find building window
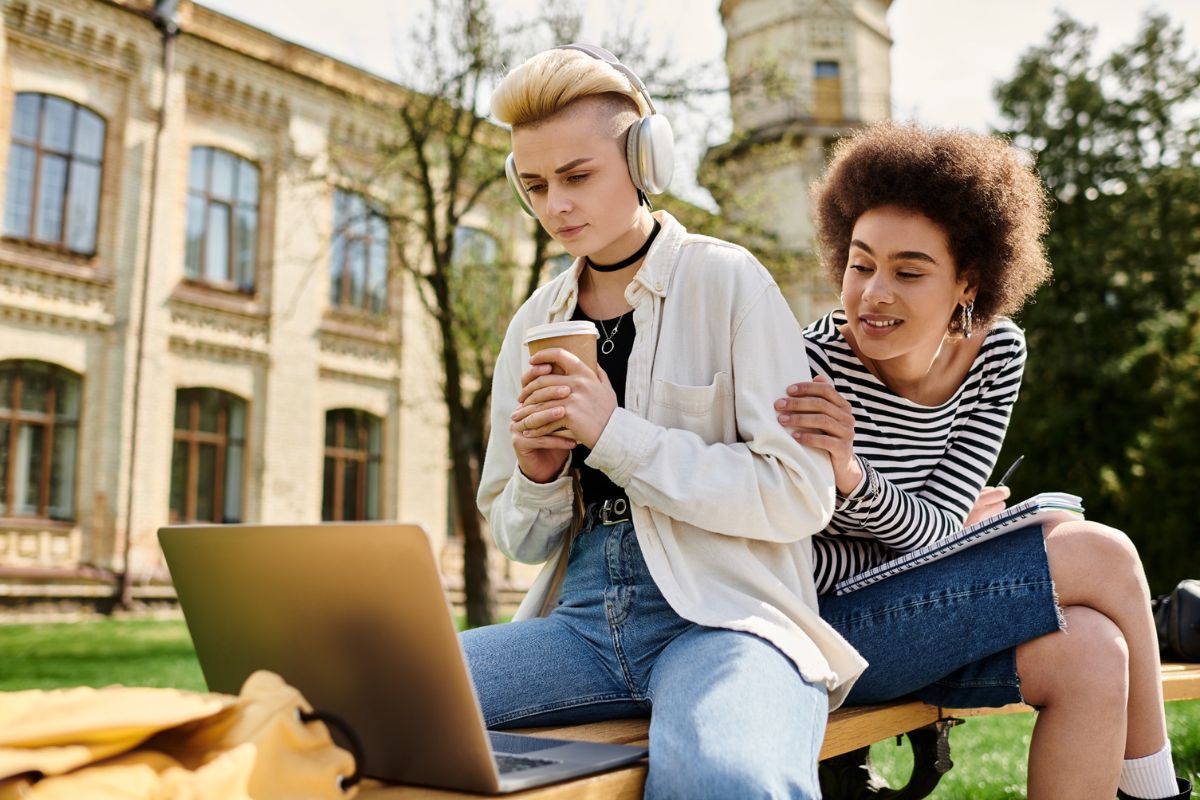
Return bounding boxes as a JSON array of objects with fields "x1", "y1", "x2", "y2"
[
  {"x1": 322, "y1": 408, "x2": 382, "y2": 521},
  {"x1": 3, "y1": 93, "x2": 105, "y2": 255},
  {"x1": 185, "y1": 147, "x2": 259, "y2": 291},
  {"x1": 331, "y1": 189, "x2": 388, "y2": 314},
  {"x1": 453, "y1": 225, "x2": 503, "y2": 334},
  {"x1": 813, "y1": 60, "x2": 843, "y2": 123},
  {"x1": 169, "y1": 388, "x2": 246, "y2": 523},
  {"x1": 0, "y1": 361, "x2": 80, "y2": 521},
  {"x1": 454, "y1": 224, "x2": 499, "y2": 267}
]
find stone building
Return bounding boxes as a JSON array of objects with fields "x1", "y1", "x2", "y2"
[
  {"x1": 704, "y1": 0, "x2": 893, "y2": 323},
  {"x1": 0, "y1": 0, "x2": 478, "y2": 604}
]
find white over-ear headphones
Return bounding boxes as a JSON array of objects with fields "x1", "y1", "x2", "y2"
[{"x1": 504, "y1": 43, "x2": 674, "y2": 217}]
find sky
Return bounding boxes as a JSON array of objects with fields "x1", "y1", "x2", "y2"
[{"x1": 197, "y1": 0, "x2": 1200, "y2": 207}]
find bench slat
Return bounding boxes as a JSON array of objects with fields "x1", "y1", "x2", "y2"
[{"x1": 1163, "y1": 662, "x2": 1200, "y2": 701}]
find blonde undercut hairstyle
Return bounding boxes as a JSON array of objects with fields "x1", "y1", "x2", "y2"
[{"x1": 491, "y1": 47, "x2": 647, "y2": 135}]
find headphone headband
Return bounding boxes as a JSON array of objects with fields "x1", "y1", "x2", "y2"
[{"x1": 556, "y1": 43, "x2": 658, "y2": 115}]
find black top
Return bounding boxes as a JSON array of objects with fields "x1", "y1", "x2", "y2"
[{"x1": 570, "y1": 302, "x2": 635, "y2": 505}]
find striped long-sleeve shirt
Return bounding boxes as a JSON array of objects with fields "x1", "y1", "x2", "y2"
[{"x1": 804, "y1": 310, "x2": 1026, "y2": 594}]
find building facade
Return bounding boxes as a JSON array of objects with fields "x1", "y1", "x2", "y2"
[{"x1": 0, "y1": 0, "x2": 461, "y2": 593}]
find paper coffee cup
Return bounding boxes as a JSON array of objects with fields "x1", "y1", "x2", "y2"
[{"x1": 523, "y1": 321, "x2": 600, "y2": 375}]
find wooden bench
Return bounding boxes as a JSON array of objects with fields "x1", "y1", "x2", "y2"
[{"x1": 358, "y1": 662, "x2": 1200, "y2": 799}]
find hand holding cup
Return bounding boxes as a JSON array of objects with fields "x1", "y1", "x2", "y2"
[{"x1": 510, "y1": 321, "x2": 605, "y2": 483}]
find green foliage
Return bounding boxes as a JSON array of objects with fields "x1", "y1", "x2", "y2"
[
  {"x1": 993, "y1": 12, "x2": 1200, "y2": 592},
  {"x1": 869, "y1": 702, "x2": 1200, "y2": 797}
]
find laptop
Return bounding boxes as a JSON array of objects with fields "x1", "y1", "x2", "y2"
[{"x1": 158, "y1": 522, "x2": 647, "y2": 793}]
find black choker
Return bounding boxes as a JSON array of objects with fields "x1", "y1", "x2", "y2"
[{"x1": 587, "y1": 220, "x2": 661, "y2": 272}]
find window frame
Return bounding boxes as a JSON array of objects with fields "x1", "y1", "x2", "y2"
[
  {"x1": 0, "y1": 360, "x2": 81, "y2": 522},
  {"x1": 812, "y1": 60, "x2": 844, "y2": 123},
  {"x1": 3, "y1": 92, "x2": 106, "y2": 256},
  {"x1": 168, "y1": 388, "x2": 247, "y2": 524},
  {"x1": 321, "y1": 408, "x2": 383, "y2": 522},
  {"x1": 330, "y1": 188, "x2": 390, "y2": 315},
  {"x1": 452, "y1": 224, "x2": 504, "y2": 333},
  {"x1": 184, "y1": 146, "x2": 261, "y2": 293}
]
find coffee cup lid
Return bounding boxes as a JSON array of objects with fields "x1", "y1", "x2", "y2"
[{"x1": 523, "y1": 321, "x2": 600, "y2": 345}]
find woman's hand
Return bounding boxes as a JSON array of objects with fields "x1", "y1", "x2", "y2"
[
  {"x1": 776, "y1": 375, "x2": 863, "y2": 494},
  {"x1": 964, "y1": 485, "x2": 1011, "y2": 527},
  {"x1": 510, "y1": 362, "x2": 576, "y2": 484},
  {"x1": 513, "y1": 348, "x2": 617, "y2": 450}
]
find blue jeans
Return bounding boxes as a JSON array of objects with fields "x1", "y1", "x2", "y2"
[
  {"x1": 461, "y1": 519, "x2": 829, "y2": 800},
  {"x1": 819, "y1": 524, "x2": 1063, "y2": 708}
]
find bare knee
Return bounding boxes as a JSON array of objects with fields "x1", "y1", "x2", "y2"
[
  {"x1": 1044, "y1": 521, "x2": 1149, "y2": 606},
  {"x1": 1017, "y1": 606, "x2": 1129, "y2": 708}
]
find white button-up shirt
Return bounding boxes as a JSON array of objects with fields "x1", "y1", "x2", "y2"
[{"x1": 477, "y1": 211, "x2": 866, "y2": 706}]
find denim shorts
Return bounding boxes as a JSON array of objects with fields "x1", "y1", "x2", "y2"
[{"x1": 818, "y1": 524, "x2": 1062, "y2": 708}]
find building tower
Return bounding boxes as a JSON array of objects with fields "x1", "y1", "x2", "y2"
[{"x1": 703, "y1": 0, "x2": 893, "y2": 323}]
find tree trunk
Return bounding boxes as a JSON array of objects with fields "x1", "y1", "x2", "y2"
[{"x1": 451, "y1": 427, "x2": 494, "y2": 628}]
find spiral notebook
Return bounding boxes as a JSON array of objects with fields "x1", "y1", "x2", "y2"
[{"x1": 833, "y1": 492, "x2": 1084, "y2": 596}]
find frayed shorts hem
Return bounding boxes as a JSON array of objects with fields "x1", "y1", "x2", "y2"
[{"x1": 819, "y1": 525, "x2": 1062, "y2": 709}]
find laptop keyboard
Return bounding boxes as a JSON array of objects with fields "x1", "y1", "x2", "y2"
[{"x1": 494, "y1": 753, "x2": 560, "y2": 774}]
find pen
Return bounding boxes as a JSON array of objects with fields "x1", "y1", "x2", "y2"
[{"x1": 996, "y1": 454, "x2": 1024, "y2": 488}]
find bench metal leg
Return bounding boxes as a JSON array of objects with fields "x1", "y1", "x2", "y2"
[{"x1": 819, "y1": 719, "x2": 961, "y2": 800}]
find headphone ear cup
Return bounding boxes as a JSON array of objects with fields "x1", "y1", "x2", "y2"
[
  {"x1": 625, "y1": 115, "x2": 675, "y2": 195},
  {"x1": 505, "y1": 153, "x2": 535, "y2": 217}
]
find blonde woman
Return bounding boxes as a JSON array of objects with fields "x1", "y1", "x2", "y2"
[{"x1": 465, "y1": 45, "x2": 864, "y2": 799}]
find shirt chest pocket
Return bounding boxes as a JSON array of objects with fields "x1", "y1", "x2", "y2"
[{"x1": 650, "y1": 372, "x2": 736, "y2": 444}]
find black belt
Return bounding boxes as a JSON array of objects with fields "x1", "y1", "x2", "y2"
[{"x1": 583, "y1": 496, "x2": 631, "y2": 527}]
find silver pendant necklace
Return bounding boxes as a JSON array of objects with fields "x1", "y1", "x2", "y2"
[{"x1": 597, "y1": 311, "x2": 628, "y2": 355}]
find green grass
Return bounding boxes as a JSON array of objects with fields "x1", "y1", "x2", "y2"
[
  {"x1": 868, "y1": 702, "x2": 1200, "y2": 797},
  {"x1": 1, "y1": 620, "x2": 1196, "y2": 797},
  {"x1": 0, "y1": 618, "x2": 206, "y2": 692}
]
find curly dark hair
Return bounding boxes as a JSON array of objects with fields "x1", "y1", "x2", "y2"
[{"x1": 813, "y1": 123, "x2": 1051, "y2": 332}]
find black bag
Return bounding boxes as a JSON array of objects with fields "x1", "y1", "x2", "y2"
[{"x1": 1153, "y1": 579, "x2": 1200, "y2": 662}]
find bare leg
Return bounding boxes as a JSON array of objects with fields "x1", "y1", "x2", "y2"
[
  {"x1": 1042, "y1": 518, "x2": 1168, "y2": 757},
  {"x1": 1017, "y1": 605, "x2": 1128, "y2": 799}
]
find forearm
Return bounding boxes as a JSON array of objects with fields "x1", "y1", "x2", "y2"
[
  {"x1": 587, "y1": 408, "x2": 834, "y2": 541},
  {"x1": 476, "y1": 310, "x2": 575, "y2": 564},
  {"x1": 831, "y1": 456, "x2": 965, "y2": 550},
  {"x1": 586, "y1": 276, "x2": 838, "y2": 542},
  {"x1": 483, "y1": 466, "x2": 574, "y2": 563}
]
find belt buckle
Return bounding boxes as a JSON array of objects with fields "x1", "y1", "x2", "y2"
[{"x1": 599, "y1": 497, "x2": 629, "y2": 525}]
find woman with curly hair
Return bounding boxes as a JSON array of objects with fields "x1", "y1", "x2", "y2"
[{"x1": 775, "y1": 123, "x2": 1189, "y2": 799}]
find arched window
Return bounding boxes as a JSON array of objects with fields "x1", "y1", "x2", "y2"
[
  {"x1": 185, "y1": 147, "x2": 259, "y2": 291},
  {"x1": 169, "y1": 388, "x2": 246, "y2": 523},
  {"x1": 454, "y1": 224, "x2": 499, "y2": 267},
  {"x1": 0, "y1": 361, "x2": 81, "y2": 520},
  {"x1": 322, "y1": 408, "x2": 382, "y2": 521},
  {"x1": 331, "y1": 189, "x2": 388, "y2": 314},
  {"x1": 3, "y1": 93, "x2": 105, "y2": 254},
  {"x1": 453, "y1": 225, "x2": 503, "y2": 334}
]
